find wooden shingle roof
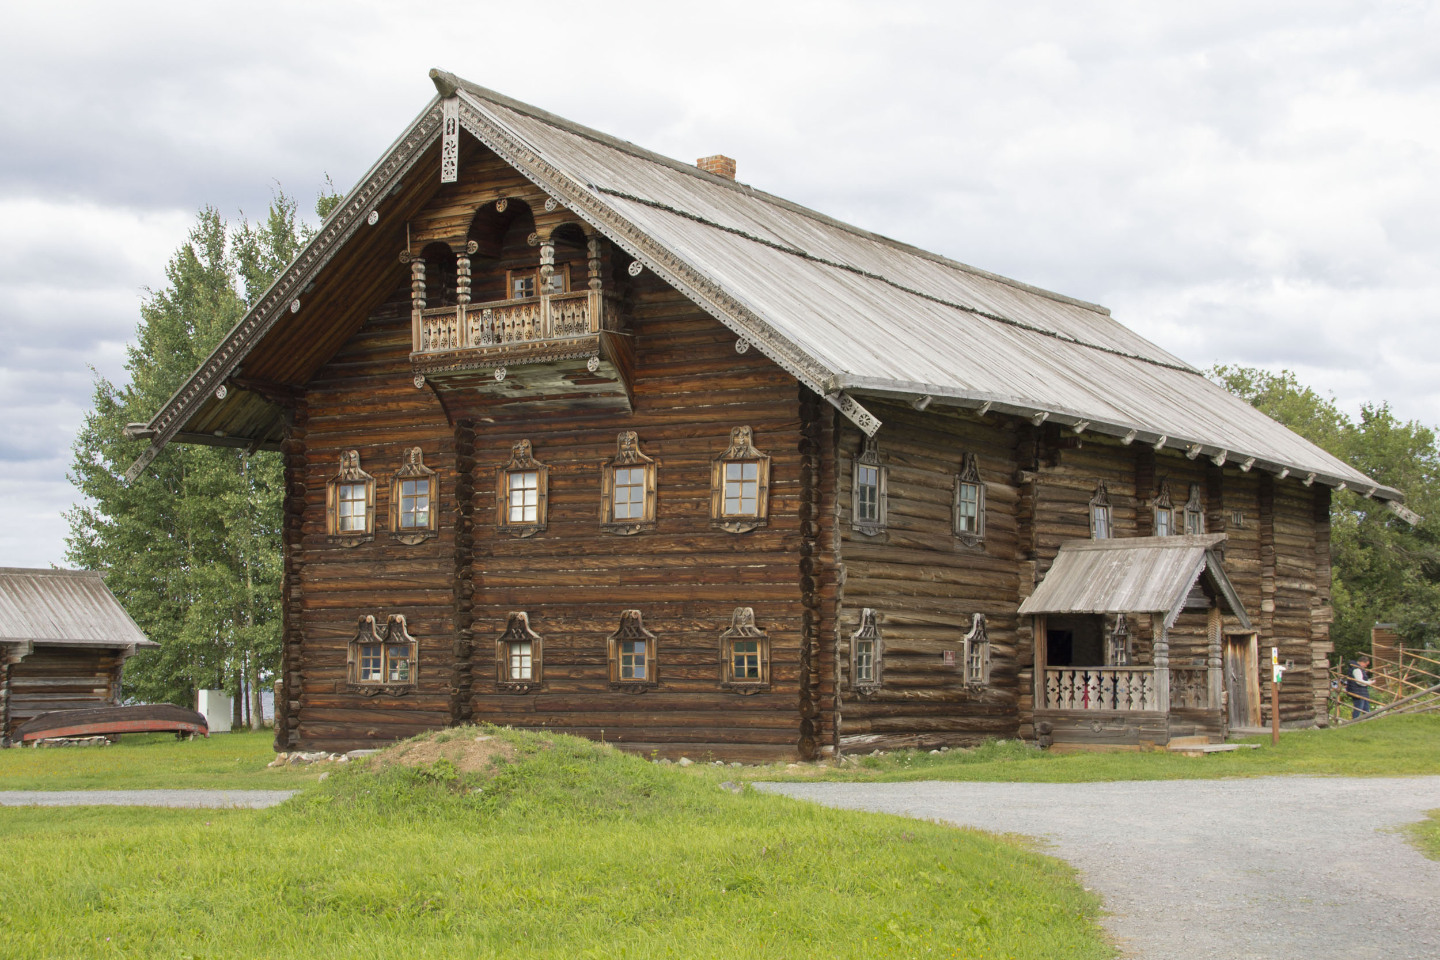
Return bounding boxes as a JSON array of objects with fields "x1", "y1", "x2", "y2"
[
  {"x1": 125, "y1": 69, "x2": 1403, "y2": 507},
  {"x1": 0, "y1": 568, "x2": 155, "y2": 649}
]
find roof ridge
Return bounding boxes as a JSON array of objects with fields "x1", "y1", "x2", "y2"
[
  {"x1": 0, "y1": 567, "x2": 105, "y2": 578},
  {"x1": 432, "y1": 69, "x2": 1114, "y2": 319}
]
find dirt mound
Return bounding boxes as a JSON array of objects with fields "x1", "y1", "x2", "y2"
[{"x1": 370, "y1": 731, "x2": 518, "y2": 775}]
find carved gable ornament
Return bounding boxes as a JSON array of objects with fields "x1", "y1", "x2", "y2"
[{"x1": 710, "y1": 426, "x2": 772, "y2": 534}]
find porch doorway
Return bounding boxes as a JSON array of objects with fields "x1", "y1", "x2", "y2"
[{"x1": 1224, "y1": 632, "x2": 1261, "y2": 728}]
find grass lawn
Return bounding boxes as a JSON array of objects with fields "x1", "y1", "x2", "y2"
[
  {"x1": 0, "y1": 729, "x2": 321, "y2": 790},
  {"x1": 740, "y1": 714, "x2": 1440, "y2": 785},
  {"x1": 1407, "y1": 810, "x2": 1440, "y2": 861},
  {"x1": 0, "y1": 727, "x2": 1113, "y2": 960}
]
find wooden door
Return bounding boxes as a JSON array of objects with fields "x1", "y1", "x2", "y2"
[{"x1": 1224, "y1": 633, "x2": 1261, "y2": 728}]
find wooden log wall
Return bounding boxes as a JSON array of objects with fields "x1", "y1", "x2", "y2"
[
  {"x1": 834, "y1": 402, "x2": 1023, "y2": 752},
  {"x1": 450, "y1": 274, "x2": 809, "y2": 762},
  {"x1": 294, "y1": 291, "x2": 457, "y2": 751},
  {"x1": 4, "y1": 646, "x2": 123, "y2": 737}
]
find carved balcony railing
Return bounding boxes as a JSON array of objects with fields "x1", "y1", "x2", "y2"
[
  {"x1": 1043, "y1": 666, "x2": 1160, "y2": 712},
  {"x1": 413, "y1": 290, "x2": 602, "y2": 359}
]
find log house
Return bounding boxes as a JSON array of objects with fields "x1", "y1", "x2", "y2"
[
  {"x1": 125, "y1": 70, "x2": 1408, "y2": 757},
  {"x1": 0, "y1": 568, "x2": 157, "y2": 744}
]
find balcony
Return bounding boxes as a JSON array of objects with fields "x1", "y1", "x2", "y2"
[{"x1": 410, "y1": 290, "x2": 633, "y2": 410}]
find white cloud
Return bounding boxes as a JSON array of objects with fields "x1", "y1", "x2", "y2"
[{"x1": 2, "y1": 0, "x2": 1440, "y2": 567}]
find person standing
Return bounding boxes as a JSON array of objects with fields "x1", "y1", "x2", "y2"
[{"x1": 1345, "y1": 655, "x2": 1375, "y2": 719}]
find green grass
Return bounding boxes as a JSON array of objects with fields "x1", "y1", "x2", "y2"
[
  {"x1": 743, "y1": 714, "x2": 1440, "y2": 785},
  {"x1": 1406, "y1": 810, "x2": 1440, "y2": 861},
  {"x1": 0, "y1": 729, "x2": 321, "y2": 790},
  {"x1": 0, "y1": 726, "x2": 1113, "y2": 960}
]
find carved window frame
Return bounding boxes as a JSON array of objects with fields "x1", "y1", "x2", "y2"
[
  {"x1": 601, "y1": 431, "x2": 657, "y2": 535},
  {"x1": 1184, "y1": 483, "x2": 1206, "y2": 535},
  {"x1": 495, "y1": 611, "x2": 544, "y2": 693},
  {"x1": 953, "y1": 452, "x2": 986, "y2": 546},
  {"x1": 389, "y1": 447, "x2": 438, "y2": 545},
  {"x1": 346, "y1": 614, "x2": 419, "y2": 697},
  {"x1": 1089, "y1": 481, "x2": 1113, "y2": 540},
  {"x1": 851, "y1": 437, "x2": 888, "y2": 537},
  {"x1": 710, "y1": 426, "x2": 771, "y2": 534},
  {"x1": 851, "y1": 607, "x2": 883, "y2": 694},
  {"x1": 963, "y1": 613, "x2": 991, "y2": 686},
  {"x1": 719, "y1": 607, "x2": 771, "y2": 693},
  {"x1": 496, "y1": 440, "x2": 549, "y2": 538},
  {"x1": 607, "y1": 610, "x2": 658, "y2": 691},
  {"x1": 1107, "y1": 613, "x2": 1132, "y2": 667},
  {"x1": 1152, "y1": 481, "x2": 1175, "y2": 538},
  {"x1": 326, "y1": 450, "x2": 376, "y2": 546}
]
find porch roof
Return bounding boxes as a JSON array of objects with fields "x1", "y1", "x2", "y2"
[{"x1": 1018, "y1": 535, "x2": 1250, "y2": 630}]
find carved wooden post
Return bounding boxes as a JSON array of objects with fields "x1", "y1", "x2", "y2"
[
  {"x1": 1151, "y1": 613, "x2": 1171, "y2": 714},
  {"x1": 538, "y1": 237, "x2": 555, "y2": 337},
  {"x1": 455, "y1": 243, "x2": 473, "y2": 349},
  {"x1": 587, "y1": 236, "x2": 603, "y2": 334},
  {"x1": 1208, "y1": 604, "x2": 1225, "y2": 719},
  {"x1": 410, "y1": 257, "x2": 427, "y2": 351}
]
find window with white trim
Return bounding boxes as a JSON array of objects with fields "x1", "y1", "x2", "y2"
[
  {"x1": 601, "y1": 432, "x2": 657, "y2": 535},
  {"x1": 496, "y1": 440, "x2": 549, "y2": 538}
]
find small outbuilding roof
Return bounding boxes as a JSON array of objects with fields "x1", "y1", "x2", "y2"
[
  {"x1": 1018, "y1": 535, "x2": 1249, "y2": 630},
  {"x1": 0, "y1": 568, "x2": 156, "y2": 649}
]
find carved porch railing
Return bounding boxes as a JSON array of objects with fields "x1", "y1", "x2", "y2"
[
  {"x1": 414, "y1": 290, "x2": 600, "y2": 356},
  {"x1": 1168, "y1": 667, "x2": 1214, "y2": 710},
  {"x1": 1043, "y1": 667, "x2": 1161, "y2": 712}
]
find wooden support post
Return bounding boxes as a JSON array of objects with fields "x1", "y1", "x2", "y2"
[
  {"x1": 1152, "y1": 613, "x2": 1171, "y2": 715},
  {"x1": 1208, "y1": 605, "x2": 1224, "y2": 722}
]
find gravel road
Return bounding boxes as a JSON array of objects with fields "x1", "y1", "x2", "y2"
[
  {"x1": 0, "y1": 789, "x2": 297, "y2": 808},
  {"x1": 759, "y1": 776, "x2": 1440, "y2": 960}
]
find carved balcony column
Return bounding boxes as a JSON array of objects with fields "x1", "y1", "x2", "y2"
[
  {"x1": 456, "y1": 240, "x2": 476, "y2": 308},
  {"x1": 1151, "y1": 613, "x2": 1171, "y2": 714},
  {"x1": 538, "y1": 234, "x2": 556, "y2": 338},
  {"x1": 587, "y1": 235, "x2": 603, "y2": 292},
  {"x1": 409, "y1": 255, "x2": 427, "y2": 352}
]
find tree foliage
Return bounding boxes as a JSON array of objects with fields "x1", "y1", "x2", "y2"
[
  {"x1": 67, "y1": 188, "x2": 337, "y2": 711},
  {"x1": 1211, "y1": 366, "x2": 1440, "y2": 660}
]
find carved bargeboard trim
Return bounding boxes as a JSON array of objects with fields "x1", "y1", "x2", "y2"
[{"x1": 126, "y1": 101, "x2": 447, "y2": 482}]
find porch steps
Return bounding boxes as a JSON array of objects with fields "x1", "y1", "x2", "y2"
[{"x1": 1166, "y1": 735, "x2": 1261, "y2": 756}]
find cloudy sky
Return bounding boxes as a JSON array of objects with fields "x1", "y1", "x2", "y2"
[{"x1": 3, "y1": 1, "x2": 1438, "y2": 569}]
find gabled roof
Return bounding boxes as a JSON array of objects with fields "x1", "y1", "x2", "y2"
[
  {"x1": 1017, "y1": 535, "x2": 1250, "y2": 630},
  {"x1": 125, "y1": 69, "x2": 1402, "y2": 507},
  {"x1": 0, "y1": 568, "x2": 156, "y2": 649}
]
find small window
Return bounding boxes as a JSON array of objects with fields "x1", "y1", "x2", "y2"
[
  {"x1": 720, "y1": 606, "x2": 771, "y2": 692},
  {"x1": 496, "y1": 440, "x2": 549, "y2": 538},
  {"x1": 601, "y1": 432, "x2": 657, "y2": 535},
  {"x1": 326, "y1": 450, "x2": 376, "y2": 545},
  {"x1": 495, "y1": 611, "x2": 543, "y2": 692},
  {"x1": 507, "y1": 268, "x2": 538, "y2": 300},
  {"x1": 710, "y1": 426, "x2": 772, "y2": 533},
  {"x1": 1107, "y1": 614, "x2": 1131, "y2": 667},
  {"x1": 851, "y1": 436, "x2": 887, "y2": 536},
  {"x1": 953, "y1": 452, "x2": 986, "y2": 544},
  {"x1": 390, "y1": 447, "x2": 438, "y2": 545},
  {"x1": 607, "y1": 610, "x2": 658, "y2": 690},
  {"x1": 347, "y1": 614, "x2": 418, "y2": 694},
  {"x1": 1089, "y1": 481, "x2": 1113, "y2": 539},
  {"x1": 1184, "y1": 483, "x2": 1206, "y2": 535},
  {"x1": 963, "y1": 613, "x2": 991, "y2": 686},
  {"x1": 1153, "y1": 481, "x2": 1175, "y2": 537},
  {"x1": 851, "y1": 608, "x2": 883, "y2": 692}
]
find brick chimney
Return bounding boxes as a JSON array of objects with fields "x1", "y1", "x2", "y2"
[{"x1": 697, "y1": 155, "x2": 736, "y2": 181}]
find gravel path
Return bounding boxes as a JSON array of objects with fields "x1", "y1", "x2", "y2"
[
  {"x1": 0, "y1": 789, "x2": 297, "y2": 809},
  {"x1": 759, "y1": 776, "x2": 1440, "y2": 960}
]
